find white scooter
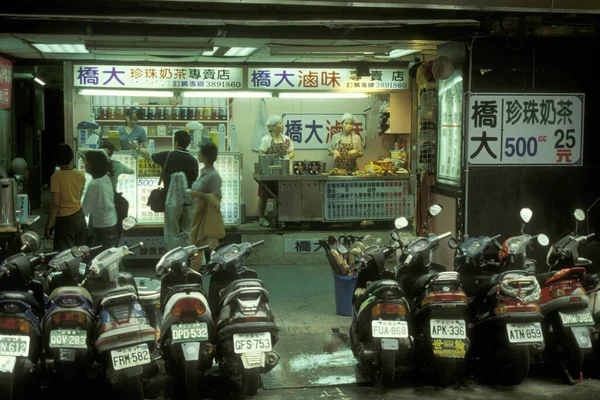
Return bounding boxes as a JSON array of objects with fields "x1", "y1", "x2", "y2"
[{"x1": 153, "y1": 244, "x2": 216, "y2": 398}]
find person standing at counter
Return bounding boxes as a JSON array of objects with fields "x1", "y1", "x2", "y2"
[
  {"x1": 119, "y1": 107, "x2": 148, "y2": 151},
  {"x1": 257, "y1": 115, "x2": 295, "y2": 227},
  {"x1": 328, "y1": 113, "x2": 364, "y2": 173},
  {"x1": 99, "y1": 140, "x2": 135, "y2": 190},
  {"x1": 135, "y1": 130, "x2": 199, "y2": 250}
]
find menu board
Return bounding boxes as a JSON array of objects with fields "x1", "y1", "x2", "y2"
[
  {"x1": 136, "y1": 177, "x2": 164, "y2": 224},
  {"x1": 208, "y1": 153, "x2": 241, "y2": 225}
]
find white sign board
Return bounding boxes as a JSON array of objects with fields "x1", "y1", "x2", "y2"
[
  {"x1": 284, "y1": 239, "x2": 325, "y2": 254},
  {"x1": 467, "y1": 93, "x2": 584, "y2": 166},
  {"x1": 74, "y1": 65, "x2": 244, "y2": 89},
  {"x1": 281, "y1": 113, "x2": 367, "y2": 150},
  {"x1": 248, "y1": 68, "x2": 408, "y2": 91}
]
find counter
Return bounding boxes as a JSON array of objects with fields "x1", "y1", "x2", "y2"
[{"x1": 253, "y1": 173, "x2": 414, "y2": 223}]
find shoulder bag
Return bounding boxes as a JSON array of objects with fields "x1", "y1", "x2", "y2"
[{"x1": 147, "y1": 151, "x2": 172, "y2": 213}]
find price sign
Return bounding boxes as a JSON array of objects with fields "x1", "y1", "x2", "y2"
[{"x1": 467, "y1": 94, "x2": 584, "y2": 166}]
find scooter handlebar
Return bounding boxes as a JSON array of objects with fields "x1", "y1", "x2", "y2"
[
  {"x1": 128, "y1": 242, "x2": 144, "y2": 251},
  {"x1": 251, "y1": 240, "x2": 265, "y2": 248},
  {"x1": 438, "y1": 232, "x2": 452, "y2": 240}
]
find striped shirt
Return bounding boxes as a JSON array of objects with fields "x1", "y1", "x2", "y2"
[{"x1": 118, "y1": 125, "x2": 148, "y2": 150}]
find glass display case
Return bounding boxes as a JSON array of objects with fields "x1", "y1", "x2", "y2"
[{"x1": 76, "y1": 152, "x2": 241, "y2": 226}]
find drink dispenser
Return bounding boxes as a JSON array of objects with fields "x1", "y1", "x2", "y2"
[{"x1": 0, "y1": 178, "x2": 17, "y2": 229}]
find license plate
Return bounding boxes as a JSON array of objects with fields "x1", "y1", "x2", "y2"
[
  {"x1": 381, "y1": 338, "x2": 399, "y2": 350},
  {"x1": 233, "y1": 332, "x2": 272, "y2": 354},
  {"x1": 0, "y1": 335, "x2": 30, "y2": 356},
  {"x1": 371, "y1": 320, "x2": 409, "y2": 338},
  {"x1": 559, "y1": 310, "x2": 595, "y2": 327},
  {"x1": 111, "y1": 344, "x2": 151, "y2": 371},
  {"x1": 171, "y1": 322, "x2": 209, "y2": 344},
  {"x1": 506, "y1": 323, "x2": 543, "y2": 343},
  {"x1": 0, "y1": 356, "x2": 16, "y2": 373},
  {"x1": 430, "y1": 319, "x2": 467, "y2": 339},
  {"x1": 49, "y1": 330, "x2": 87, "y2": 349}
]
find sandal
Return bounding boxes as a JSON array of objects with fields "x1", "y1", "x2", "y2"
[{"x1": 259, "y1": 218, "x2": 270, "y2": 227}]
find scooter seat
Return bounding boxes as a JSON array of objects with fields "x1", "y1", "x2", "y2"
[
  {"x1": 48, "y1": 286, "x2": 93, "y2": 303},
  {"x1": 219, "y1": 279, "x2": 267, "y2": 306},
  {"x1": 0, "y1": 291, "x2": 42, "y2": 314},
  {"x1": 536, "y1": 271, "x2": 557, "y2": 286},
  {"x1": 356, "y1": 280, "x2": 403, "y2": 305}
]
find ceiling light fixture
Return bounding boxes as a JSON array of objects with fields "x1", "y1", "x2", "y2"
[
  {"x1": 269, "y1": 45, "x2": 391, "y2": 56},
  {"x1": 375, "y1": 49, "x2": 420, "y2": 59},
  {"x1": 34, "y1": 77, "x2": 46, "y2": 86},
  {"x1": 84, "y1": 41, "x2": 213, "y2": 53},
  {"x1": 278, "y1": 92, "x2": 369, "y2": 99},
  {"x1": 202, "y1": 47, "x2": 220, "y2": 56},
  {"x1": 32, "y1": 44, "x2": 89, "y2": 54},
  {"x1": 78, "y1": 89, "x2": 175, "y2": 97},
  {"x1": 223, "y1": 47, "x2": 257, "y2": 57},
  {"x1": 182, "y1": 91, "x2": 271, "y2": 98}
]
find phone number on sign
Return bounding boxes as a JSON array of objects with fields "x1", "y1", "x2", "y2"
[
  {"x1": 205, "y1": 81, "x2": 242, "y2": 88},
  {"x1": 375, "y1": 82, "x2": 408, "y2": 89}
]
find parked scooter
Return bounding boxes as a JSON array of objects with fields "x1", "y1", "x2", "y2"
[
  {"x1": 451, "y1": 208, "x2": 547, "y2": 385},
  {"x1": 79, "y1": 239, "x2": 159, "y2": 399},
  {"x1": 153, "y1": 244, "x2": 216, "y2": 398},
  {"x1": 0, "y1": 232, "x2": 56, "y2": 399},
  {"x1": 394, "y1": 205, "x2": 469, "y2": 385},
  {"x1": 202, "y1": 241, "x2": 279, "y2": 396},
  {"x1": 349, "y1": 228, "x2": 410, "y2": 385},
  {"x1": 537, "y1": 208, "x2": 595, "y2": 383},
  {"x1": 39, "y1": 245, "x2": 100, "y2": 383}
]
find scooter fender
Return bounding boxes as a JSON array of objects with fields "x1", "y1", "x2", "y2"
[
  {"x1": 182, "y1": 342, "x2": 200, "y2": 362},
  {"x1": 565, "y1": 325, "x2": 593, "y2": 352}
]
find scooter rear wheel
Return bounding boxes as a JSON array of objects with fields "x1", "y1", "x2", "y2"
[
  {"x1": 242, "y1": 368, "x2": 260, "y2": 396},
  {"x1": 379, "y1": 350, "x2": 395, "y2": 386},
  {"x1": 0, "y1": 374, "x2": 20, "y2": 400}
]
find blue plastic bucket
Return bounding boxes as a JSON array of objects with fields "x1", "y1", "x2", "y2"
[{"x1": 332, "y1": 273, "x2": 357, "y2": 316}]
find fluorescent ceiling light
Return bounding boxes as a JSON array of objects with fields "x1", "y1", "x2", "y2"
[
  {"x1": 84, "y1": 40, "x2": 213, "y2": 53},
  {"x1": 375, "y1": 49, "x2": 420, "y2": 59},
  {"x1": 78, "y1": 89, "x2": 174, "y2": 97},
  {"x1": 269, "y1": 45, "x2": 391, "y2": 56},
  {"x1": 34, "y1": 77, "x2": 46, "y2": 86},
  {"x1": 13, "y1": 73, "x2": 34, "y2": 79},
  {"x1": 278, "y1": 92, "x2": 369, "y2": 99},
  {"x1": 33, "y1": 44, "x2": 89, "y2": 54},
  {"x1": 202, "y1": 47, "x2": 219, "y2": 56},
  {"x1": 223, "y1": 47, "x2": 256, "y2": 57},
  {"x1": 182, "y1": 91, "x2": 271, "y2": 98}
]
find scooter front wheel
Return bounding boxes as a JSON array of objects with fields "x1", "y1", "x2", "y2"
[
  {"x1": 242, "y1": 368, "x2": 260, "y2": 396},
  {"x1": 379, "y1": 350, "x2": 396, "y2": 386}
]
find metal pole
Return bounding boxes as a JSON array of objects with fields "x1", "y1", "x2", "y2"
[{"x1": 464, "y1": 37, "x2": 475, "y2": 236}]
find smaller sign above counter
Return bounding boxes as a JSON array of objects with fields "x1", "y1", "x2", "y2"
[
  {"x1": 74, "y1": 65, "x2": 244, "y2": 89},
  {"x1": 0, "y1": 56, "x2": 13, "y2": 109},
  {"x1": 282, "y1": 113, "x2": 366, "y2": 150},
  {"x1": 248, "y1": 68, "x2": 409, "y2": 91},
  {"x1": 467, "y1": 93, "x2": 584, "y2": 166}
]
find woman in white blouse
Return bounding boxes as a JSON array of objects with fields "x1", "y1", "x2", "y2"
[{"x1": 82, "y1": 150, "x2": 118, "y2": 251}]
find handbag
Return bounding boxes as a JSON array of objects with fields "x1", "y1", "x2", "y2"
[{"x1": 147, "y1": 151, "x2": 172, "y2": 213}]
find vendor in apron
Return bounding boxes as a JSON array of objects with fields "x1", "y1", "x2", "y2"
[
  {"x1": 257, "y1": 115, "x2": 296, "y2": 227},
  {"x1": 329, "y1": 113, "x2": 364, "y2": 173}
]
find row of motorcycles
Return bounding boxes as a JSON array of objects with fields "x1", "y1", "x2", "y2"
[
  {"x1": 0, "y1": 219, "x2": 279, "y2": 399},
  {"x1": 349, "y1": 204, "x2": 600, "y2": 386}
]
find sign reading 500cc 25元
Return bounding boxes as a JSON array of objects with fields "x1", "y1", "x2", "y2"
[{"x1": 466, "y1": 93, "x2": 584, "y2": 166}]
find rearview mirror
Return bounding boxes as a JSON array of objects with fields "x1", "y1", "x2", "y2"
[
  {"x1": 122, "y1": 216, "x2": 137, "y2": 231},
  {"x1": 448, "y1": 237, "x2": 459, "y2": 250},
  {"x1": 520, "y1": 208, "x2": 533, "y2": 224},
  {"x1": 574, "y1": 209, "x2": 585, "y2": 222},
  {"x1": 20, "y1": 231, "x2": 40, "y2": 252},
  {"x1": 395, "y1": 217, "x2": 409, "y2": 230},
  {"x1": 428, "y1": 204, "x2": 443, "y2": 217},
  {"x1": 537, "y1": 233, "x2": 550, "y2": 246}
]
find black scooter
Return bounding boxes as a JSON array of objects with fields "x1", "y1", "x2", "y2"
[{"x1": 202, "y1": 241, "x2": 280, "y2": 396}]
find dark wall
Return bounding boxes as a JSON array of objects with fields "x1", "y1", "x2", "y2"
[
  {"x1": 42, "y1": 88, "x2": 64, "y2": 185},
  {"x1": 466, "y1": 36, "x2": 600, "y2": 265}
]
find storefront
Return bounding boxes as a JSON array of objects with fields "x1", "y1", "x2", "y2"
[{"x1": 64, "y1": 62, "x2": 418, "y2": 259}]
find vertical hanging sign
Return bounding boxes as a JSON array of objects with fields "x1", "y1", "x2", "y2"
[{"x1": 0, "y1": 56, "x2": 13, "y2": 110}]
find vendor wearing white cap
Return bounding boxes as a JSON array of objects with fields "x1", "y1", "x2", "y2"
[
  {"x1": 257, "y1": 115, "x2": 295, "y2": 227},
  {"x1": 329, "y1": 113, "x2": 364, "y2": 173}
]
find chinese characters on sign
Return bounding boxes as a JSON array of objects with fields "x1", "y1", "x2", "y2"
[
  {"x1": 436, "y1": 76, "x2": 463, "y2": 187},
  {"x1": 284, "y1": 239, "x2": 325, "y2": 254},
  {"x1": 248, "y1": 68, "x2": 409, "y2": 91},
  {"x1": 137, "y1": 158, "x2": 162, "y2": 177},
  {"x1": 120, "y1": 236, "x2": 167, "y2": 259},
  {"x1": 281, "y1": 114, "x2": 367, "y2": 150},
  {"x1": 467, "y1": 94, "x2": 584, "y2": 166},
  {"x1": 0, "y1": 56, "x2": 13, "y2": 109},
  {"x1": 74, "y1": 65, "x2": 244, "y2": 89}
]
